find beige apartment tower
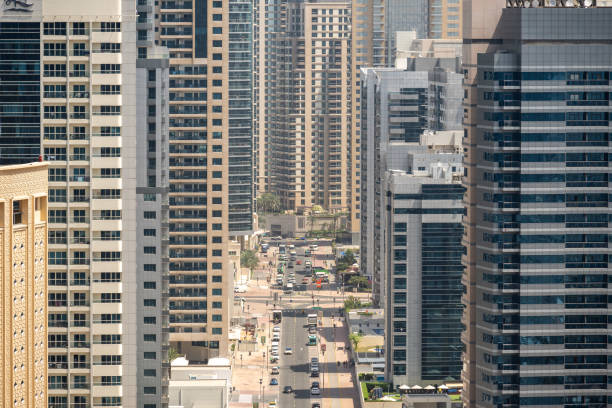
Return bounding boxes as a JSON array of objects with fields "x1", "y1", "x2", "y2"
[
  {"x1": 428, "y1": 0, "x2": 462, "y2": 39},
  {"x1": 0, "y1": 163, "x2": 48, "y2": 408},
  {"x1": 152, "y1": 0, "x2": 253, "y2": 361},
  {"x1": 261, "y1": 0, "x2": 353, "y2": 214}
]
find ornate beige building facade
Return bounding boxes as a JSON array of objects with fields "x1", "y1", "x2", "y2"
[{"x1": 0, "y1": 162, "x2": 48, "y2": 408}]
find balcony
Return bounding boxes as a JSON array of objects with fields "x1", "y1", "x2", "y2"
[{"x1": 71, "y1": 279, "x2": 91, "y2": 286}]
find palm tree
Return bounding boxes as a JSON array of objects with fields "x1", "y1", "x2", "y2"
[{"x1": 257, "y1": 193, "x2": 281, "y2": 214}]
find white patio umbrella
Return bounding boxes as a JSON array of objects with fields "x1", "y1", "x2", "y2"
[
  {"x1": 399, "y1": 385, "x2": 410, "y2": 390},
  {"x1": 411, "y1": 385, "x2": 423, "y2": 390},
  {"x1": 424, "y1": 385, "x2": 435, "y2": 390},
  {"x1": 438, "y1": 384, "x2": 449, "y2": 390}
]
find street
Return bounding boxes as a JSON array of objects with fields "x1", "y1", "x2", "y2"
[{"x1": 231, "y1": 239, "x2": 365, "y2": 408}]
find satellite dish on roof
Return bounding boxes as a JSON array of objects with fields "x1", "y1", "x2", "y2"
[
  {"x1": 583, "y1": 0, "x2": 592, "y2": 6},
  {"x1": 532, "y1": 0, "x2": 540, "y2": 6}
]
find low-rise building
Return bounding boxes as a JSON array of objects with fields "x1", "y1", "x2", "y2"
[{"x1": 168, "y1": 358, "x2": 232, "y2": 408}]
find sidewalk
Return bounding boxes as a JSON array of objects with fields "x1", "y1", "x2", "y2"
[
  {"x1": 320, "y1": 316, "x2": 361, "y2": 408},
  {"x1": 230, "y1": 251, "x2": 278, "y2": 407}
]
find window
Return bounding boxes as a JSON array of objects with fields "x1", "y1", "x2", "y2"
[
  {"x1": 144, "y1": 211, "x2": 156, "y2": 219},
  {"x1": 143, "y1": 316, "x2": 156, "y2": 324},
  {"x1": 212, "y1": 302, "x2": 222, "y2": 308},
  {"x1": 143, "y1": 369, "x2": 156, "y2": 377},
  {"x1": 212, "y1": 328, "x2": 222, "y2": 335},
  {"x1": 144, "y1": 264, "x2": 156, "y2": 272},
  {"x1": 143, "y1": 352, "x2": 156, "y2": 359},
  {"x1": 144, "y1": 282, "x2": 156, "y2": 289},
  {"x1": 144, "y1": 334, "x2": 156, "y2": 342},
  {"x1": 144, "y1": 299, "x2": 156, "y2": 307},
  {"x1": 143, "y1": 387, "x2": 156, "y2": 394},
  {"x1": 144, "y1": 246, "x2": 156, "y2": 254},
  {"x1": 212, "y1": 276, "x2": 222, "y2": 283},
  {"x1": 212, "y1": 288, "x2": 222, "y2": 296}
]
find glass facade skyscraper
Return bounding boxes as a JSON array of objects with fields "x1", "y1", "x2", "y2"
[
  {"x1": 464, "y1": 4, "x2": 612, "y2": 406},
  {"x1": 0, "y1": 22, "x2": 40, "y2": 164},
  {"x1": 382, "y1": 146, "x2": 464, "y2": 385}
]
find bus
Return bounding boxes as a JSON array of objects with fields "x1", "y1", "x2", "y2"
[
  {"x1": 307, "y1": 313, "x2": 318, "y2": 328},
  {"x1": 272, "y1": 310, "x2": 282, "y2": 324},
  {"x1": 279, "y1": 244, "x2": 286, "y2": 255}
]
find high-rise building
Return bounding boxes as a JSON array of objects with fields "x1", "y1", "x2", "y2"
[
  {"x1": 462, "y1": 1, "x2": 612, "y2": 406},
  {"x1": 154, "y1": 0, "x2": 251, "y2": 361},
  {"x1": 360, "y1": 63, "x2": 463, "y2": 305},
  {"x1": 428, "y1": 0, "x2": 462, "y2": 39},
  {"x1": 135, "y1": 44, "x2": 171, "y2": 407},
  {"x1": 348, "y1": 0, "x2": 386, "y2": 243},
  {"x1": 260, "y1": 0, "x2": 352, "y2": 213},
  {"x1": 381, "y1": 140, "x2": 464, "y2": 386},
  {"x1": 0, "y1": 1, "x2": 144, "y2": 407},
  {"x1": 0, "y1": 162, "x2": 48, "y2": 408}
]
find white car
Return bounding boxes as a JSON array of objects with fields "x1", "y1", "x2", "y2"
[
  {"x1": 273, "y1": 326, "x2": 281, "y2": 333},
  {"x1": 271, "y1": 341, "x2": 279, "y2": 347},
  {"x1": 284, "y1": 347, "x2": 293, "y2": 355},
  {"x1": 271, "y1": 350, "x2": 279, "y2": 357},
  {"x1": 311, "y1": 387, "x2": 320, "y2": 395}
]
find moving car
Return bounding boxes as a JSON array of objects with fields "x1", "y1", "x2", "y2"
[
  {"x1": 283, "y1": 386, "x2": 293, "y2": 393},
  {"x1": 270, "y1": 378, "x2": 278, "y2": 386},
  {"x1": 311, "y1": 381, "x2": 320, "y2": 389},
  {"x1": 284, "y1": 347, "x2": 293, "y2": 355},
  {"x1": 310, "y1": 368, "x2": 319, "y2": 377},
  {"x1": 312, "y1": 404, "x2": 321, "y2": 408}
]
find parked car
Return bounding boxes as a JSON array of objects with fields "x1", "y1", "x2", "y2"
[
  {"x1": 283, "y1": 386, "x2": 293, "y2": 393},
  {"x1": 271, "y1": 366, "x2": 279, "y2": 375},
  {"x1": 270, "y1": 378, "x2": 278, "y2": 386},
  {"x1": 311, "y1": 387, "x2": 320, "y2": 395}
]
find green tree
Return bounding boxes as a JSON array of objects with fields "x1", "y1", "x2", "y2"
[
  {"x1": 348, "y1": 275, "x2": 370, "y2": 289},
  {"x1": 336, "y1": 249, "x2": 357, "y2": 273},
  {"x1": 349, "y1": 332, "x2": 363, "y2": 350},
  {"x1": 168, "y1": 347, "x2": 181, "y2": 362},
  {"x1": 344, "y1": 295, "x2": 362, "y2": 311},
  {"x1": 257, "y1": 192, "x2": 281, "y2": 214},
  {"x1": 241, "y1": 249, "x2": 259, "y2": 274}
]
